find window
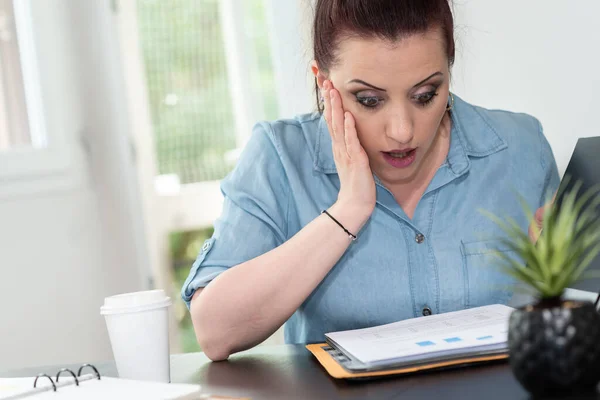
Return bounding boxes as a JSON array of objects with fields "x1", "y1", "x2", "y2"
[
  {"x1": 0, "y1": 0, "x2": 30, "y2": 150},
  {"x1": 117, "y1": 0, "x2": 285, "y2": 352},
  {"x1": 0, "y1": 0, "x2": 45, "y2": 152},
  {"x1": 136, "y1": 0, "x2": 278, "y2": 184},
  {"x1": 0, "y1": 0, "x2": 72, "y2": 187}
]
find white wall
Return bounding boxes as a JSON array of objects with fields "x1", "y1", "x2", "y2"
[
  {"x1": 0, "y1": 0, "x2": 148, "y2": 370},
  {"x1": 451, "y1": 0, "x2": 600, "y2": 176}
]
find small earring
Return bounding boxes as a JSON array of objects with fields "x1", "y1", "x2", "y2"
[{"x1": 446, "y1": 93, "x2": 454, "y2": 112}]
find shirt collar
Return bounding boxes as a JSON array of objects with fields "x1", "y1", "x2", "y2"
[{"x1": 312, "y1": 94, "x2": 507, "y2": 175}]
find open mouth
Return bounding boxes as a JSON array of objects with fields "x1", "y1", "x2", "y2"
[
  {"x1": 382, "y1": 148, "x2": 417, "y2": 168},
  {"x1": 385, "y1": 149, "x2": 415, "y2": 159}
]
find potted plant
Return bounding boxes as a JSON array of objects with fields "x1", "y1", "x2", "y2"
[{"x1": 485, "y1": 181, "x2": 600, "y2": 397}]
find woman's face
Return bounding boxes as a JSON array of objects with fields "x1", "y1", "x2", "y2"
[{"x1": 317, "y1": 29, "x2": 450, "y2": 186}]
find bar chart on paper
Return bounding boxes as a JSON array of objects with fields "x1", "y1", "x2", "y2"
[{"x1": 325, "y1": 304, "x2": 512, "y2": 369}]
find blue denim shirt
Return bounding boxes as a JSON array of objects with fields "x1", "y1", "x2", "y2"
[{"x1": 181, "y1": 94, "x2": 560, "y2": 344}]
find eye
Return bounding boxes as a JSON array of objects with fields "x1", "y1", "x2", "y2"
[
  {"x1": 413, "y1": 91, "x2": 438, "y2": 107},
  {"x1": 356, "y1": 95, "x2": 383, "y2": 109}
]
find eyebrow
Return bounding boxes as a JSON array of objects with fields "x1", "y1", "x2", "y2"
[
  {"x1": 346, "y1": 79, "x2": 386, "y2": 91},
  {"x1": 346, "y1": 72, "x2": 444, "y2": 92},
  {"x1": 412, "y1": 72, "x2": 443, "y2": 88}
]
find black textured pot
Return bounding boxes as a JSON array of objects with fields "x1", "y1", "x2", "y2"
[{"x1": 508, "y1": 300, "x2": 600, "y2": 397}]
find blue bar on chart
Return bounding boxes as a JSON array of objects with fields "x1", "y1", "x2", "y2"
[
  {"x1": 477, "y1": 335, "x2": 493, "y2": 340},
  {"x1": 444, "y1": 337, "x2": 462, "y2": 343},
  {"x1": 416, "y1": 341, "x2": 436, "y2": 347}
]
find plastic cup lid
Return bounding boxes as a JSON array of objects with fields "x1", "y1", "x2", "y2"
[{"x1": 100, "y1": 289, "x2": 172, "y2": 315}]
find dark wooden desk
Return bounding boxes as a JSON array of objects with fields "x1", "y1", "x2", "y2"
[{"x1": 3, "y1": 344, "x2": 600, "y2": 399}]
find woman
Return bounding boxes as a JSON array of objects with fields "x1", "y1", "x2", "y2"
[{"x1": 182, "y1": 0, "x2": 559, "y2": 361}]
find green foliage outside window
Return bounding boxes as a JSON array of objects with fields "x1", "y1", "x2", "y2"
[{"x1": 137, "y1": 0, "x2": 278, "y2": 184}]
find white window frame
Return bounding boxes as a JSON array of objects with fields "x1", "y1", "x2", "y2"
[
  {"x1": 219, "y1": 0, "x2": 265, "y2": 151},
  {"x1": 0, "y1": 0, "x2": 71, "y2": 182},
  {"x1": 0, "y1": 49, "x2": 9, "y2": 148},
  {"x1": 0, "y1": 0, "x2": 27, "y2": 151},
  {"x1": 264, "y1": 0, "x2": 314, "y2": 118}
]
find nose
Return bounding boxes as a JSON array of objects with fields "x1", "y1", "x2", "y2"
[{"x1": 385, "y1": 110, "x2": 414, "y2": 145}]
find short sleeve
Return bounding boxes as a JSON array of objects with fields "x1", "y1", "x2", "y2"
[
  {"x1": 537, "y1": 119, "x2": 560, "y2": 207},
  {"x1": 181, "y1": 122, "x2": 290, "y2": 308}
]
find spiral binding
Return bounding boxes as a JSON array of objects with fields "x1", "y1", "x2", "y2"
[{"x1": 8, "y1": 364, "x2": 102, "y2": 399}]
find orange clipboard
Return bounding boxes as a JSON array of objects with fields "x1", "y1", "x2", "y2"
[{"x1": 306, "y1": 343, "x2": 509, "y2": 379}]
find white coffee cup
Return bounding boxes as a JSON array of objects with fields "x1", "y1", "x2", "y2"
[{"x1": 100, "y1": 289, "x2": 172, "y2": 382}]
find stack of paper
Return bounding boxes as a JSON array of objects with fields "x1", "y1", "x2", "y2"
[{"x1": 325, "y1": 304, "x2": 512, "y2": 371}]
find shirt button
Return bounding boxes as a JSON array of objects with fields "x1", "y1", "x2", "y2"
[
  {"x1": 422, "y1": 307, "x2": 432, "y2": 316},
  {"x1": 415, "y1": 233, "x2": 425, "y2": 244}
]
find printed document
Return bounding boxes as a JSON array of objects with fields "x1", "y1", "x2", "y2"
[{"x1": 325, "y1": 304, "x2": 512, "y2": 369}]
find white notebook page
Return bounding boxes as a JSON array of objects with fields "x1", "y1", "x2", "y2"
[
  {"x1": 0, "y1": 376, "x2": 201, "y2": 400},
  {"x1": 326, "y1": 304, "x2": 513, "y2": 365},
  {"x1": 1, "y1": 377, "x2": 34, "y2": 399}
]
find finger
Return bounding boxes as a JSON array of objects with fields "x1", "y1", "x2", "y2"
[
  {"x1": 534, "y1": 206, "x2": 545, "y2": 224},
  {"x1": 323, "y1": 82, "x2": 343, "y2": 161},
  {"x1": 528, "y1": 221, "x2": 541, "y2": 243},
  {"x1": 344, "y1": 111, "x2": 363, "y2": 160},
  {"x1": 330, "y1": 89, "x2": 346, "y2": 149},
  {"x1": 534, "y1": 198, "x2": 555, "y2": 226},
  {"x1": 322, "y1": 80, "x2": 333, "y2": 132},
  {"x1": 530, "y1": 205, "x2": 546, "y2": 243}
]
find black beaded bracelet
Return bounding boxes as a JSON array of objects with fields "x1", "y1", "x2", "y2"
[{"x1": 321, "y1": 210, "x2": 357, "y2": 241}]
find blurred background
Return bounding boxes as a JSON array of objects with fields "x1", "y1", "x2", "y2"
[{"x1": 0, "y1": 0, "x2": 599, "y2": 370}]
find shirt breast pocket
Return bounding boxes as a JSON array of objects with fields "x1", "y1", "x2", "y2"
[{"x1": 461, "y1": 239, "x2": 519, "y2": 308}]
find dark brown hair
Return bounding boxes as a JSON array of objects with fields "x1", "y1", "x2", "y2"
[{"x1": 313, "y1": 0, "x2": 455, "y2": 109}]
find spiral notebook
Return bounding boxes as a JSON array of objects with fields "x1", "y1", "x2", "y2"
[{"x1": 0, "y1": 364, "x2": 201, "y2": 400}]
